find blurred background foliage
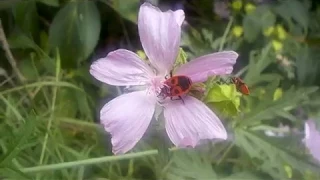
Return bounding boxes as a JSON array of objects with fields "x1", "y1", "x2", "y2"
[{"x1": 1, "y1": 0, "x2": 320, "y2": 179}]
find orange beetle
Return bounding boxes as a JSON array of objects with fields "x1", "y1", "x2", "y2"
[
  {"x1": 158, "y1": 73, "x2": 192, "y2": 102},
  {"x1": 231, "y1": 77, "x2": 250, "y2": 95}
]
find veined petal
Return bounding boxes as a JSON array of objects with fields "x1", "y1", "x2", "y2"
[
  {"x1": 163, "y1": 96, "x2": 227, "y2": 147},
  {"x1": 304, "y1": 120, "x2": 320, "y2": 162},
  {"x1": 138, "y1": 2, "x2": 181, "y2": 74},
  {"x1": 100, "y1": 91, "x2": 156, "y2": 154},
  {"x1": 90, "y1": 49, "x2": 154, "y2": 86},
  {"x1": 175, "y1": 51, "x2": 238, "y2": 83},
  {"x1": 174, "y1": 9, "x2": 185, "y2": 26}
]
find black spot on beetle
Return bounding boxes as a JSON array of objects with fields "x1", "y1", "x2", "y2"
[{"x1": 177, "y1": 76, "x2": 191, "y2": 91}]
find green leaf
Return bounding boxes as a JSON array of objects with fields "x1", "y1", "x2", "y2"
[
  {"x1": 243, "y1": 6, "x2": 275, "y2": 42},
  {"x1": 239, "y1": 86, "x2": 318, "y2": 126},
  {"x1": 0, "y1": 0, "x2": 20, "y2": 10},
  {"x1": 36, "y1": 0, "x2": 59, "y2": 7},
  {"x1": 108, "y1": 0, "x2": 140, "y2": 23},
  {"x1": 175, "y1": 48, "x2": 188, "y2": 66},
  {"x1": 206, "y1": 84, "x2": 239, "y2": 102},
  {"x1": 12, "y1": 0, "x2": 39, "y2": 40},
  {"x1": 274, "y1": 0, "x2": 309, "y2": 33},
  {"x1": 295, "y1": 46, "x2": 320, "y2": 86},
  {"x1": 8, "y1": 32, "x2": 44, "y2": 53},
  {"x1": 244, "y1": 44, "x2": 274, "y2": 84},
  {"x1": 48, "y1": 1, "x2": 101, "y2": 67},
  {"x1": 235, "y1": 129, "x2": 320, "y2": 179},
  {"x1": 243, "y1": 15, "x2": 261, "y2": 42},
  {"x1": 260, "y1": 9, "x2": 276, "y2": 30},
  {"x1": 181, "y1": 26, "x2": 212, "y2": 57},
  {"x1": 206, "y1": 84, "x2": 240, "y2": 116},
  {"x1": 209, "y1": 99, "x2": 240, "y2": 117}
]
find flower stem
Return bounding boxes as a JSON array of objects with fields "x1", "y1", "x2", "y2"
[
  {"x1": 216, "y1": 142, "x2": 234, "y2": 165},
  {"x1": 218, "y1": 17, "x2": 234, "y2": 51},
  {"x1": 21, "y1": 148, "x2": 178, "y2": 174}
]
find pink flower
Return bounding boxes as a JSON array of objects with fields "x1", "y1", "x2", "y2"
[
  {"x1": 90, "y1": 3, "x2": 238, "y2": 154},
  {"x1": 304, "y1": 119, "x2": 320, "y2": 162}
]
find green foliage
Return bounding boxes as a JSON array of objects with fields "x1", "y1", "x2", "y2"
[
  {"x1": 235, "y1": 129, "x2": 320, "y2": 179},
  {"x1": 206, "y1": 83, "x2": 241, "y2": 116},
  {"x1": 12, "y1": 1, "x2": 39, "y2": 40},
  {"x1": 1, "y1": 0, "x2": 320, "y2": 179},
  {"x1": 48, "y1": 1, "x2": 101, "y2": 67},
  {"x1": 166, "y1": 150, "x2": 218, "y2": 179},
  {"x1": 106, "y1": 0, "x2": 140, "y2": 23},
  {"x1": 243, "y1": 5, "x2": 276, "y2": 42},
  {"x1": 36, "y1": 0, "x2": 59, "y2": 7},
  {"x1": 274, "y1": 0, "x2": 309, "y2": 35},
  {"x1": 175, "y1": 48, "x2": 188, "y2": 66}
]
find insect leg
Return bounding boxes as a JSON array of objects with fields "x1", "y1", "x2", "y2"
[
  {"x1": 170, "y1": 96, "x2": 185, "y2": 104},
  {"x1": 178, "y1": 96, "x2": 185, "y2": 104}
]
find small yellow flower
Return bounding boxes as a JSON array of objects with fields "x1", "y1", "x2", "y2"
[
  {"x1": 272, "y1": 40, "x2": 283, "y2": 52},
  {"x1": 284, "y1": 165, "x2": 293, "y2": 179},
  {"x1": 232, "y1": 0, "x2": 242, "y2": 11},
  {"x1": 232, "y1": 25, "x2": 244, "y2": 37},
  {"x1": 245, "y1": 3, "x2": 256, "y2": 14},
  {"x1": 136, "y1": 50, "x2": 146, "y2": 60},
  {"x1": 263, "y1": 26, "x2": 274, "y2": 37},
  {"x1": 276, "y1": 24, "x2": 287, "y2": 40},
  {"x1": 273, "y1": 88, "x2": 283, "y2": 101}
]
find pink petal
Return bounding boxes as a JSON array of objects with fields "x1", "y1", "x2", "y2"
[
  {"x1": 175, "y1": 51, "x2": 238, "y2": 83},
  {"x1": 163, "y1": 96, "x2": 227, "y2": 147},
  {"x1": 138, "y1": 3, "x2": 181, "y2": 74},
  {"x1": 174, "y1": 9, "x2": 185, "y2": 26},
  {"x1": 90, "y1": 49, "x2": 154, "y2": 86},
  {"x1": 304, "y1": 120, "x2": 320, "y2": 162},
  {"x1": 100, "y1": 91, "x2": 156, "y2": 154}
]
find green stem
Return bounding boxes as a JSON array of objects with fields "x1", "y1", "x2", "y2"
[
  {"x1": 218, "y1": 17, "x2": 234, "y2": 52},
  {"x1": 21, "y1": 148, "x2": 178, "y2": 173},
  {"x1": 59, "y1": 117, "x2": 100, "y2": 128},
  {"x1": 0, "y1": 81, "x2": 82, "y2": 95},
  {"x1": 216, "y1": 142, "x2": 234, "y2": 165}
]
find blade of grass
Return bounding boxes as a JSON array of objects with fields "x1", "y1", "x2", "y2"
[
  {"x1": 0, "y1": 165, "x2": 32, "y2": 180},
  {"x1": 0, "y1": 94, "x2": 24, "y2": 122},
  {"x1": 0, "y1": 81, "x2": 83, "y2": 95},
  {"x1": 218, "y1": 17, "x2": 233, "y2": 51},
  {"x1": 0, "y1": 112, "x2": 37, "y2": 166},
  {"x1": 21, "y1": 148, "x2": 180, "y2": 173},
  {"x1": 38, "y1": 49, "x2": 61, "y2": 166}
]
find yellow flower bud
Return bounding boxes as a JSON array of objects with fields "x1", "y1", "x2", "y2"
[
  {"x1": 272, "y1": 40, "x2": 283, "y2": 52},
  {"x1": 284, "y1": 165, "x2": 292, "y2": 179},
  {"x1": 245, "y1": 3, "x2": 256, "y2": 14},
  {"x1": 232, "y1": 0, "x2": 242, "y2": 11},
  {"x1": 276, "y1": 24, "x2": 287, "y2": 40},
  {"x1": 136, "y1": 50, "x2": 146, "y2": 60},
  {"x1": 263, "y1": 26, "x2": 274, "y2": 37},
  {"x1": 273, "y1": 88, "x2": 283, "y2": 101},
  {"x1": 232, "y1": 25, "x2": 244, "y2": 37}
]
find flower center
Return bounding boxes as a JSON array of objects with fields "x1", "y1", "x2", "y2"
[{"x1": 148, "y1": 76, "x2": 166, "y2": 96}]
